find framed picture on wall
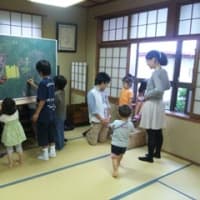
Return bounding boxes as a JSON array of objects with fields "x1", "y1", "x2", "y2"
[{"x1": 56, "y1": 23, "x2": 77, "y2": 52}]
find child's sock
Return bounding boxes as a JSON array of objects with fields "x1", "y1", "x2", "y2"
[
  {"x1": 38, "y1": 148, "x2": 49, "y2": 161},
  {"x1": 49, "y1": 145, "x2": 56, "y2": 158}
]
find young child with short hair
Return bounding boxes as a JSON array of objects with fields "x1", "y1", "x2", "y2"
[
  {"x1": 119, "y1": 74, "x2": 134, "y2": 106},
  {"x1": 54, "y1": 75, "x2": 67, "y2": 150},
  {"x1": 0, "y1": 98, "x2": 26, "y2": 168},
  {"x1": 29, "y1": 60, "x2": 57, "y2": 161},
  {"x1": 110, "y1": 105, "x2": 135, "y2": 178}
]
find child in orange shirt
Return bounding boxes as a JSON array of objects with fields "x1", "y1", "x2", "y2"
[{"x1": 119, "y1": 74, "x2": 134, "y2": 106}]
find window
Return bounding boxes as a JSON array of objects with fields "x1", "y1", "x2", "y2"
[
  {"x1": 71, "y1": 62, "x2": 87, "y2": 92},
  {"x1": 0, "y1": 10, "x2": 42, "y2": 37},
  {"x1": 178, "y1": 2, "x2": 200, "y2": 35},
  {"x1": 102, "y1": 16, "x2": 128, "y2": 41},
  {"x1": 97, "y1": 1, "x2": 200, "y2": 116},
  {"x1": 99, "y1": 47, "x2": 128, "y2": 97},
  {"x1": 130, "y1": 8, "x2": 168, "y2": 39}
]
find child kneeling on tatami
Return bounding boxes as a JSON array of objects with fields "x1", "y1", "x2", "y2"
[{"x1": 110, "y1": 105, "x2": 135, "y2": 178}]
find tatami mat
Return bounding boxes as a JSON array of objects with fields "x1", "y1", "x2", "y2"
[
  {"x1": 121, "y1": 182, "x2": 190, "y2": 200},
  {"x1": 0, "y1": 126, "x2": 199, "y2": 200},
  {"x1": 160, "y1": 165, "x2": 200, "y2": 200},
  {"x1": 0, "y1": 136, "x2": 109, "y2": 185}
]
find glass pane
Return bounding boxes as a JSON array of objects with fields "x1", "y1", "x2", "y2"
[
  {"x1": 113, "y1": 48, "x2": 120, "y2": 57},
  {"x1": 109, "y1": 30, "x2": 115, "y2": 40},
  {"x1": 147, "y1": 24, "x2": 156, "y2": 37},
  {"x1": 112, "y1": 78, "x2": 118, "y2": 87},
  {"x1": 179, "y1": 40, "x2": 196, "y2": 83},
  {"x1": 100, "y1": 48, "x2": 106, "y2": 58},
  {"x1": 11, "y1": 26, "x2": 21, "y2": 36},
  {"x1": 158, "y1": 8, "x2": 168, "y2": 22},
  {"x1": 120, "y1": 47, "x2": 127, "y2": 57},
  {"x1": 138, "y1": 12, "x2": 147, "y2": 25},
  {"x1": 116, "y1": 29, "x2": 123, "y2": 40},
  {"x1": 105, "y1": 67, "x2": 111, "y2": 76},
  {"x1": 102, "y1": 31, "x2": 109, "y2": 41},
  {"x1": 180, "y1": 4, "x2": 192, "y2": 20},
  {"x1": 130, "y1": 26, "x2": 137, "y2": 39},
  {"x1": 119, "y1": 68, "x2": 126, "y2": 78},
  {"x1": 191, "y1": 19, "x2": 200, "y2": 34},
  {"x1": 116, "y1": 17, "x2": 123, "y2": 29},
  {"x1": 193, "y1": 3, "x2": 200, "y2": 18},
  {"x1": 156, "y1": 23, "x2": 167, "y2": 36},
  {"x1": 113, "y1": 58, "x2": 119, "y2": 68},
  {"x1": 112, "y1": 68, "x2": 119, "y2": 77},
  {"x1": 106, "y1": 58, "x2": 112, "y2": 67},
  {"x1": 0, "y1": 24, "x2": 10, "y2": 35},
  {"x1": 122, "y1": 28, "x2": 128, "y2": 40},
  {"x1": 123, "y1": 16, "x2": 128, "y2": 28},
  {"x1": 0, "y1": 10, "x2": 10, "y2": 24},
  {"x1": 131, "y1": 14, "x2": 138, "y2": 26},
  {"x1": 148, "y1": 10, "x2": 157, "y2": 24},
  {"x1": 11, "y1": 12, "x2": 21, "y2": 26},
  {"x1": 103, "y1": 20, "x2": 109, "y2": 31},
  {"x1": 129, "y1": 43, "x2": 137, "y2": 76},
  {"x1": 193, "y1": 101, "x2": 200, "y2": 114},
  {"x1": 175, "y1": 88, "x2": 187, "y2": 113},
  {"x1": 163, "y1": 87, "x2": 172, "y2": 110},
  {"x1": 178, "y1": 20, "x2": 191, "y2": 35},
  {"x1": 32, "y1": 16, "x2": 41, "y2": 28},
  {"x1": 119, "y1": 58, "x2": 126, "y2": 68},
  {"x1": 22, "y1": 27, "x2": 31, "y2": 36},
  {"x1": 194, "y1": 88, "x2": 200, "y2": 100},
  {"x1": 99, "y1": 58, "x2": 105, "y2": 67},
  {"x1": 106, "y1": 48, "x2": 112, "y2": 57},
  {"x1": 196, "y1": 73, "x2": 200, "y2": 87},
  {"x1": 99, "y1": 66, "x2": 105, "y2": 72},
  {"x1": 32, "y1": 28, "x2": 41, "y2": 37},
  {"x1": 22, "y1": 14, "x2": 31, "y2": 27},
  {"x1": 138, "y1": 25, "x2": 146, "y2": 38},
  {"x1": 109, "y1": 18, "x2": 116, "y2": 30}
]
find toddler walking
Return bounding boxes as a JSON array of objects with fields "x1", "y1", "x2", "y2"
[
  {"x1": 0, "y1": 98, "x2": 26, "y2": 167},
  {"x1": 110, "y1": 105, "x2": 135, "y2": 178}
]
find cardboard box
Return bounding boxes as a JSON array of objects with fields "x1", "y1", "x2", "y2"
[{"x1": 128, "y1": 128, "x2": 146, "y2": 149}]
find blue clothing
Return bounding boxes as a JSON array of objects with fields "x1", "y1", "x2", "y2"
[
  {"x1": 37, "y1": 77, "x2": 56, "y2": 122},
  {"x1": 110, "y1": 120, "x2": 134, "y2": 148},
  {"x1": 55, "y1": 117, "x2": 65, "y2": 150}
]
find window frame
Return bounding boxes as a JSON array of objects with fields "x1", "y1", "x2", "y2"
[{"x1": 96, "y1": 0, "x2": 200, "y2": 118}]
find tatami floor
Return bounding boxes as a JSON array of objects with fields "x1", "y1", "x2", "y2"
[{"x1": 0, "y1": 126, "x2": 199, "y2": 200}]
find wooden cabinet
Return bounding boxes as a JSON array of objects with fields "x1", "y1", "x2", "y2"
[{"x1": 67, "y1": 103, "x2": 89, "y2": 126}]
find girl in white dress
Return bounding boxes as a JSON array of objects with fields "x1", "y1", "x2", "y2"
[{"x1": 0, "y1": 98, "x2": 26, "y2": 167}]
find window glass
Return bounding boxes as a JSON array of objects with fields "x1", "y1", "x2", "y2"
[{"x1": 179, "y1": 40, "x2": 196, "y2": 83}]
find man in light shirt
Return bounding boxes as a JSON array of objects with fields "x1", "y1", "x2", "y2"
[{"x1": 86, "y1": 72, "x2": 111, "y2": 145}]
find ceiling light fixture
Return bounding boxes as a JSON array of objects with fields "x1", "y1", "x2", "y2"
[{"x1": 28, "y1": 0, "x2": 85, "y2": 8}]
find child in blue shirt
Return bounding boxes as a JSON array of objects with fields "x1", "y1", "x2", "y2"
[
  {"x1": 30, "y1": 60, "x2": 56, "y2": 161},
  {"x1": 110, "y1": 105, "x2": 135, "y2": 178}
]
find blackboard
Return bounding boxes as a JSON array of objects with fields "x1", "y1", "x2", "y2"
[{"x1": 0, "y1": 35, "x2": 57, "y2": 104}]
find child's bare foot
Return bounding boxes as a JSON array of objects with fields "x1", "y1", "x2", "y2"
[{"x1": 112, "y1": 170, "x2": 118, "y2": 178}]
